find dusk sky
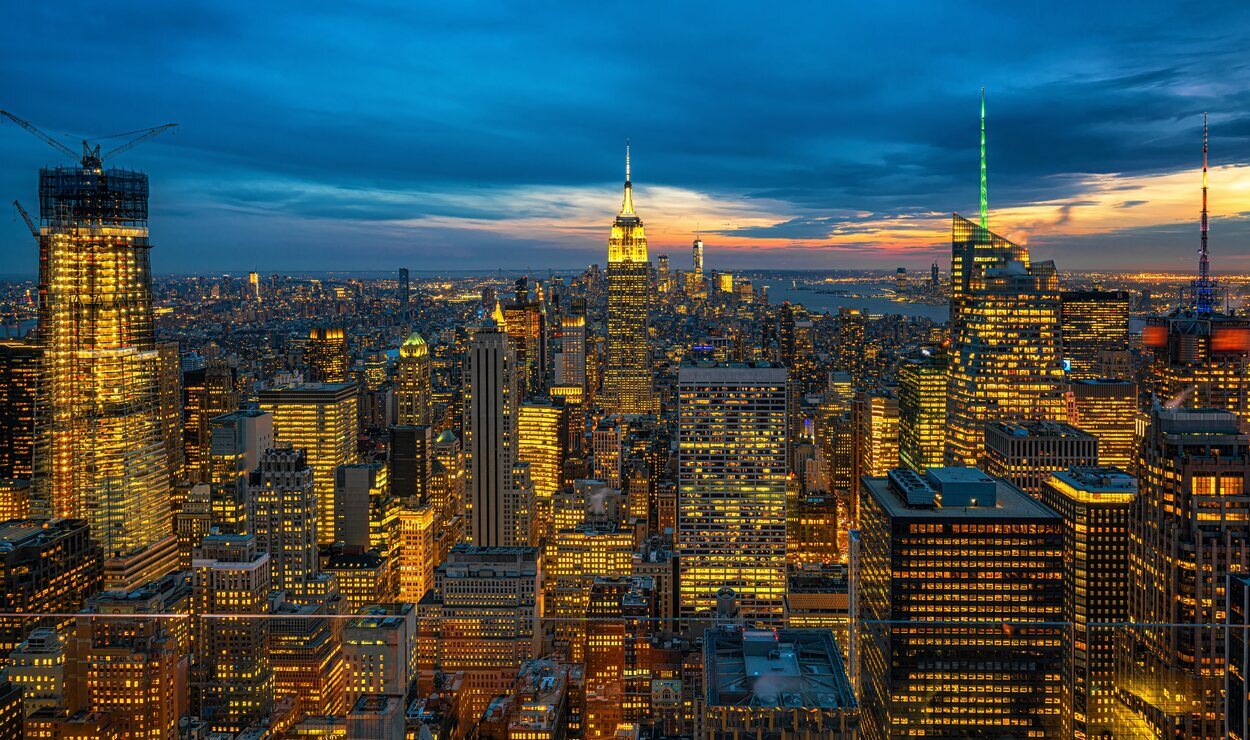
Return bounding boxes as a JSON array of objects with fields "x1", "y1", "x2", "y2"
[{"x1": 3, "y1": 1, "x2": 1250, "y2": 274}]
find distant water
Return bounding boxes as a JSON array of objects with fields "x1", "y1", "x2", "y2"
[{"x1": 768, "y1": 284, "x2": 948, "y2": 322}]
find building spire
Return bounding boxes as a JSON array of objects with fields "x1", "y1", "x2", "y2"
[
  {"x1": 979, "y1": 87, "x2": 988, "y2": 231},
  {"x1": 1195, "y1": 112, "x2": 1214, "y2": 314},
  {"x1": 620, "y1": 139, "x2": 635, "y2": 216}
]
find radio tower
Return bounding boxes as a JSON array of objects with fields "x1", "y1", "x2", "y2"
[{"x1": 1195, "y1": 112, "x2": 1214, "y2": 314}]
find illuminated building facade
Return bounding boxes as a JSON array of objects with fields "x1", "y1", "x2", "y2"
[
  {"x1": 1038, "y1": 467, "x2": 1135, "y2": 739},
  {"x1": 73, "y1": 574, "x2": 190, "y2": 739},
  {"x1": 946, "y1": 215, "x2": 1066, "y2": 466},
  {"x1": 31, "y1": 163, "x2": 174, "y2": 569},
  {"x1": 1119, "y1": 407, "x2": 1250, "y2": 738},
  {"x1": 322, "y1": 547, "x2": 388, "y2": 612},
  {"x1": 425, "y1": 546, "x2": 541, "y2": 722},
  {"x1": 398, "y1": 502, "x2": 437, "y2": 603},
  {"x1": 548, "y1": 522, "x2": 633, "y2": 659},
  {"x1": 7, "y1": 628, "x2": 66, "y2": 716},
  {"x1": 504, "y1": 287, "x2": 545, "y2": 397},
  {"x1": 677, "y1": 362, "x2": 788, "y2": 625},
  {"x1": 517, "y1": 399, "x2": 567, "y2": 525},
  {"x1": 0, "y1": 480, "x2": 30, "y2": 521},
  {"x1": 156, "y1": 341, "x2": 184, "y2": 486},
  {"x1": 270, "y1": 600, "x2": 346, "y2": 718},
  {"x1": 983, "y1": 420, "x2": 1098, "y2": 498},
  {"x1": 192, "y1": 534, "x2": 273, "y2": 734},
  {"x1": 1068, "y1": 379, "x2": 1138, "y2": 470},
  {"x1": 0, "y1": 339, "x2": 39, "y2": 481},
  {"x1": 1060, "y1": 290, "x2": 1131, "y2": 379},
  {"x1": 183, "y1": 359, "x2": 239, "y2": 482},
  {"x1": 343, "y1": 603, "x2": 417, "y2": 704},
  {"x1": 836, "y1": 308, "x2": 867, "y2": 388},
  {"x1": 1142, "y1": 312, "x2": 1250, "y2": 426},
  {"x1": 259, "y1": 382, "x2": 358, "y2": 546},
  {"x1": 246, "y1": 447, "x2": 320, "y2": 594},
  {"x1": 395, "y1": 331, "x2": 432, "y2": 427},
  {"x1": 207, "y1": 408, "x2": 273, "y2": 533},
  {"x1": 465, "y1": 321, "x2": 531, "y2": 547},
  {"x1": 859, "y1": 468, "x2": 1063, "y2": 739},
  {"x1": 605, "y1": 146, "x2": 653, "y2": 415},
  {"x1": 855, "y1": 389, "x2": 900, "y2": 481},
  {"x1": 305, "y1": 327, "x2": 349, "y2": 383},
  {"x1": 555, "y1": 300, "x2": 587, "y2": 388},
  {"x1": 897, "y1": 353, "x2": 947, "y2": 473},
  {"x1": 0, "y1": 519, "x2": 101, "y2": 665}
]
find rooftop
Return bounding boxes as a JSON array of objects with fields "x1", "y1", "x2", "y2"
[
  {"x1": 705, "y1": 629, "x2": 856, "y2": 710},
  {"x1": 868, "y1": 468, "x2": 1058, "y2": 520}
]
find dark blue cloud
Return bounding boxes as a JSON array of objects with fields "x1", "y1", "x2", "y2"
[{"x1": 2, "y1": 0, "x2": 1250, "y2": 272}]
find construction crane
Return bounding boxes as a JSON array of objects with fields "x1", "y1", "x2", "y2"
[
  {"x1": 0, "y1": 110, "x2": 177, "y2": 171},
  {"x1": 12, "y1": 200, "x2": 37, "y2": 239}
]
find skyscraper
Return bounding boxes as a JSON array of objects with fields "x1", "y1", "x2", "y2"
[
  {"x1": 677, "y1": 362, "x2": 787, "y2": 625},
  {"x1": 0, "y1": 339, "x2": 38, "y2": 481},
  {"x1": 1038, "y1": 467, "x2": 1135, "y2": 739},
  {"x1": 31, "y1": 157, "x2": 175, "y2": 576},
  {"x1": 464, "y1": 321, "x2": 530, "y2": 547},
  {"x1": 859, "y1": 468, "x2": 1063, "y2": 738},
  {"x1": 395, "y1": 331, "x2": 432, "y2": 427},
  {"x1": 259, "y1": 382, "x2": 358, "y2": 546},
  {"x1": 897, "y1": 352, "x2": 947, "y2": 473},
  {"x1": 1059, "y1": 290, "x2": 1131, "y2": 379},
  {"x1": 555, "y1": 298, "x2": 587, "y2": 389},
  {"x1": 1119, "y1": 406, "x2": 1250, "y2": 737},
  {"x1": 246, "y1": 447, "x2": 321, "y2": 595},
  {"x1": 946, "y1": 213, "x2": 1066, "y2": 466},
  {"x1": 604, "y1": 145, "x2": 653, "y2": 415},
  {"x1": 305, "y1": 327, "x2": 349, "y2": 384},
  {"x1": 207, "y1": 408, "x2": 274, "y2": 534},
  {"x1": 1068, "y1": 378, "x2": 1138, "y2": 470},
  {"x1": 398, "y1": 267, "x2": 409, "y2": 307},
  {"x1": 983, "y1": 420, "x2": 1099, "y2": 498}
]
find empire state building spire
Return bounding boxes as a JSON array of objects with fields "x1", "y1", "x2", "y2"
[{"x1": 620, "y1": 140, "x2": 636, "y2": 216}]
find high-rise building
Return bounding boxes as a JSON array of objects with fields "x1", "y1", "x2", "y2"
[
  {"x1": 503, "y1": 286, "x2": 545, "y2": 397},
  {"x1": 1038, "y1": 467, "x2": 1135, "y2": 739},
  {"x1": 343, "y1": 603, "x2": 418, "y2": 705},
  {"x1": 270, "y1": 599, "x2": 345, "y2": 718},
  {"x1": 555, "y1": 301, "x2": 587, "y2": 389},
  {"x1": 156, "y1": 341, "x2": 185, "y2": 486},
  {"x1": 517, "y1": 399, "x2": 567, "y2": 526},
  {"x1": 1142, "y1": 311, "x2": 1250, "y2": 425},
  {"x1": 1060, "y1": 290, "x2": 1131, "y2": 379},
  {"x1": 395, "y1": 332, "x2": 432, "y2": 427},
  {"x1": 335, "y1": 462, "x2": 399, "y2": 596},
  {"x1": 677, "y1": 362, "x2": 787, "y2": 625},
  {"x1": 422, "y1": 546, "x2": 541, "y2": 721},
  {"x1": 464, "y1": 321, "x2": 531, "y2": 547},
  {"x1": 836, "y1": 308, "x2": 866, "y2": 388},
  {"x1": 305, "y1": 327, "x2": 349, "y2": 384},
  {"x1": 1230, "y1": 573, "x2": 1250, "y2": 740},
  {"x1": 192, "y1": 534, "x2": 273, "y2": 734},
  {"x1": 859, "y1": 468, "x2": 1063, "y2": 738},
  {"x1": 983, "y1": 420, "x2": 1099, "y2": 498},
  {"x1": 388, "y1": 425, "x2": 433, "y2": 503},
  {"x1": 855, "y1": 389, "x2": 900, "y2": 484},
  {"x1": 0, "y1": 339, "x2": 39, "y2": 481},
  {"x1": 248, "y1": 270, "x2": 261, "y2": 302},
  {"x1": 397, "y1": 502, "x2": 437, "y2": 603},
  {"x1": 398, "y1": 267, "x2": 409, "y2": 307},
  {"x1": 31, "y1": 159, "x2": 175, "y2": 572},
  {"x1": 246, "y1": 447, "x2": 321, "y2": 595},
  {"x1": 0, "y1": 519, "x2": 102, "y2": 666},
  {"x1": 604, "y1": 145, "x2": 653, "y2": 415},
  {"x1": 946, "y1": 216, "x2": 1066, "y2": 466},
  {"x1": 259, "y1": 382, "x2": 358, "y2": 545},
  {"x1": 72, "y1": 573, "x2": 190, "y2": 739},
  {"x1": 183, "y1": 359, "x2": 239, "y2": 482},
  {"x1": 1119, "y1": 406, "x2": 1250, "y2": 737},
  {"x1": 897, "y1": 352, "x2": 947, "y2": 473},
  {"x1": 207, "y1": 408, "x2": 274, "y2": 534},
  {"x1": 1068, "y1": 379, "x2": 1138, "y2": 470},
  {"x1": 6, "y1": 628, "x2": 67, "y2": 716}
]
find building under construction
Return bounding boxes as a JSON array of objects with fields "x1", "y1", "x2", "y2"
[{"x1": 3, "y1": 111, "x2": 180, "y2": 589}]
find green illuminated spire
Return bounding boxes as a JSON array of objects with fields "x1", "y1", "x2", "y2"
[{"x1": 979, "y1": 87, "x2": 988, "y2": 231}]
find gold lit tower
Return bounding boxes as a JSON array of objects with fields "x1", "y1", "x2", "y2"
[
  {"x1": 395, "y1": 331, "x2": 432, "y2": 426},
  {"x1": 305, "y1": 327, "x2": 349, "y2": 384},
  {"x1": 24, "y1": 120, "x2": 179, "y2": 580},
  {"x1": 604, "y1": 144, "x2": 653, "y2": 414}
]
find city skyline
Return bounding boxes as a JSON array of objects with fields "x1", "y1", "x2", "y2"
[{"x1": 4, "y1": 3, "x2": 1250, "y2": 273}]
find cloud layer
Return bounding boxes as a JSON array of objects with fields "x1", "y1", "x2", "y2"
[{"x1": 2, "y1": 1, "x2": 1249, "y2": 273}]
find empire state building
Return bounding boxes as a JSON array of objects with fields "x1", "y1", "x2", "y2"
[{"x1": 604, "y1": 144, "x2": 653, "y2": 414}]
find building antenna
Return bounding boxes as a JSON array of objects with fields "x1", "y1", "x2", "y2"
[
  {"x1": 1195, "y1": 112, "x2": 1213, "y2": 315},
  {"x1": 979, "y1": 87, "x2": 988, "y2": 231}
]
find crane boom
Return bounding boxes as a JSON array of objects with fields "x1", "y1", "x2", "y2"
[
  {"x1": 13, "y1": 200, "x2": 38, "y2": 239},
  {"x1": 0, "y1": 110, "x2": 78, "y2": 161},
  {"x1": 102, "y1": 123, "x2": 178, "y2": 162}
]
